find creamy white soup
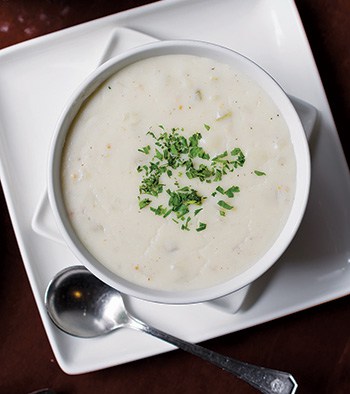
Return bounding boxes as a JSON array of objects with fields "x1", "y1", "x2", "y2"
[{"x1": 61, "y1": 54, "x2": 296, "y2": 291}]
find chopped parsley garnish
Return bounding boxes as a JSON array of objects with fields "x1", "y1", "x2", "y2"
[
  {"x1": 138, "y1": 145, "x2": 151, "y2": 155},
  {"x1": 137, "y1": 125, "x2": 245, "y2": 230},
  {"x1": 196, "y1": 222, "x2": 207, "y2": 232},
  {"x1": 139, "y1": 173, "x2": 164, "y2": 197},
  {"x1": 194, "y1": 208, "x2": 203, "y2": 216},
  {"x1": 214, "y1": 185, "x2": 240, "y2": 198},
  {"x1": 167, "y1": 187, "x2": 204, "y2": 218},
  {"x1": 181, "y1": 217, "x2": 191, "y2": 231},
  {"x1": 217, "y1": 200, "x2": 234, "y2": 210},
  {"x1": 225, "y1": 185, "x2": 240, "y2": 198},
  {"x1": 254, "y1": 170, "x2": 266, "y2": 176},
  {"x1": 138, "y1": 198, "x2": 152, "y2": 209},
  {"x1": 150, "y1": 205, "x2": 168, "y2": 216},
  {"x1": 216, "y1": 186, "x2": 225, "y2": 194}
]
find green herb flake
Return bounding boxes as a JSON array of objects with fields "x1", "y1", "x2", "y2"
[
  {"x1": 254, "y1": 170, "x2": 266, "y2": 176},
  {"x1": 138, "y1": 198, "x2": 152, "y2": 209},
  {"x1": 150, "y1": 205, "x2": 168, "y2": 216},
  {"x1": 225, "y1": 185, "x2": 240, "y2": 198},
  {"x1": 216, "y1": 186, "x2": 225, "y2": 194},
  {"x1": 230, "y1": 148, "x2": 245, "y2": 167},
  {"x1": 213, "y1": 169, "x2": 223, "y2": 182},
  {"x1": 138, "y1": 145, "x2": 151, "y2": 155},
  {"x1": 217, "y1": 200, "x2": 233, "y2": 210},
  {"x1": 204, "y1": 124, "x2": 211, "y2": 131},
  {"x1": 162, "y1": 209, "x2": 171, "y2": 218},
  {"x1": 155, "y1": 149, "x2": 163, "y2": 160},
  {"x1": 196, "y1": 222, "x2": 207, "y2": 232},
  {"x1": 212, "y1": 151, "x2": 228, "y2": 162},
  {"x1": 194, "y1": 208, "x2": 203, "y2": 216},
  {"x1": 181, "y1": 217, "x2": 191, "y2": 231}
]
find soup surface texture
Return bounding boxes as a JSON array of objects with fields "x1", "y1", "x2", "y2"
[{"x1": 61, "y1": 54, "x2": 296, "y2": 291}]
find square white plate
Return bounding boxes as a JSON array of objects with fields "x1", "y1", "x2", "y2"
[{"x1": 0, "y1": 0, "x2": 349, "y2": 375}]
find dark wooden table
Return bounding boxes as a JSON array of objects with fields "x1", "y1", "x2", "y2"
[{"x1": 1, "y1": 1, "x2": 349, "y2": 393}]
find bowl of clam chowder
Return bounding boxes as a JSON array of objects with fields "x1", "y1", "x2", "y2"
[{"x1": 48, "y1": 40, "x2": 310, "y2": 304}]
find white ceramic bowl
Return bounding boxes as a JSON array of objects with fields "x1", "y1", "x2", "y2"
[{"x1": 48, "y1": 40, "x2": 310, "y2": 304}]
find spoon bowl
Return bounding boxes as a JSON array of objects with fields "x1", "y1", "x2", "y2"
[
  {"x1": 45, "y1": 266, "x2": 128, "y2": 337},
  {"x1": 45, "y1": 266, "x2": 298, "y2": 394}
]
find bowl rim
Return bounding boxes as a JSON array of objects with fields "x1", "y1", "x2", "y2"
[{"x1": 47, "y1": 39, "x2": 311, "y2": 304}]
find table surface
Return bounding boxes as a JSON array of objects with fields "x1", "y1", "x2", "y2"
[{"x1": 1, "y1": 1, "x2": 349, "y2": 393}]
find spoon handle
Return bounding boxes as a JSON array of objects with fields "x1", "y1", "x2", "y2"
[{"x1": 127, "y1": 316, "x2": 297, "y2": 394}]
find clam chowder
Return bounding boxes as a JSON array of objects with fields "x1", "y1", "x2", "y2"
[{"x1": 61, "y1": 54, "x2": 296, "y2": 291}]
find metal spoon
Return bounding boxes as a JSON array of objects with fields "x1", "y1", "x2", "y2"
[{"x1": 45, "y1": 266, "x2": 298, "y2": 394}]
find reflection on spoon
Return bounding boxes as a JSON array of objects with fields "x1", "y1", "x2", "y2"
[{"x1": 45, "y1": 266, "x2": 297, "y2": 394}]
